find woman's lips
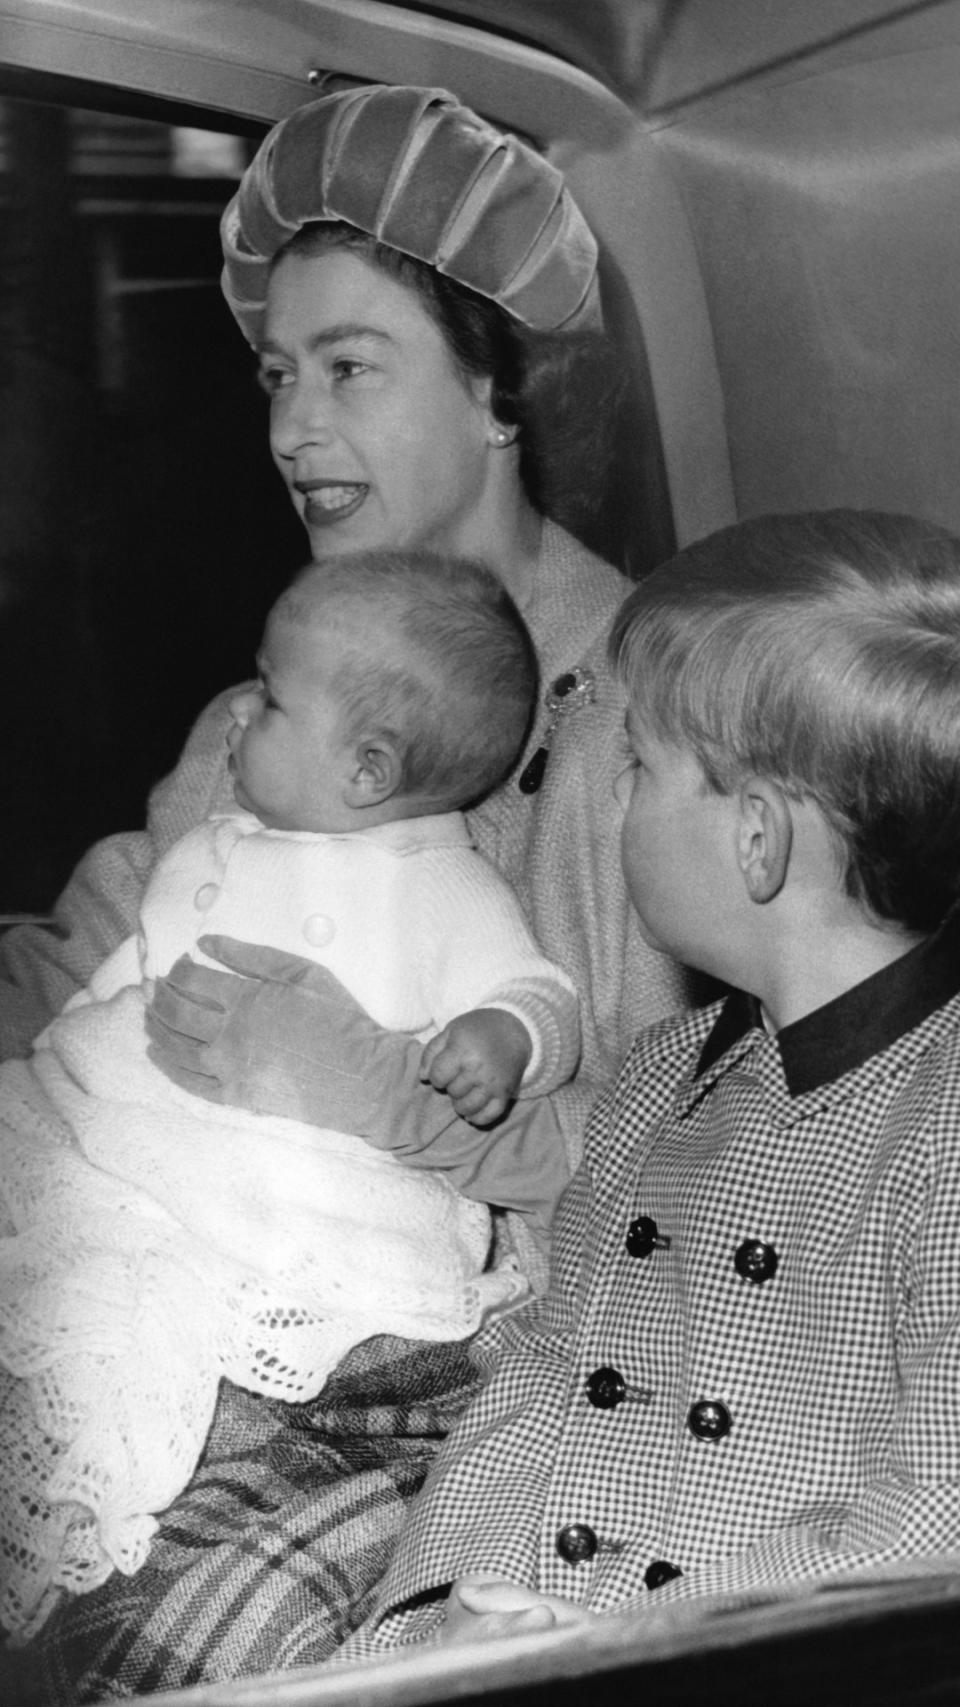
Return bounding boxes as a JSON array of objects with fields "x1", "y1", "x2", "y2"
[{"x1": 298, "y1": 480, "x2": 368, "y2": 528}]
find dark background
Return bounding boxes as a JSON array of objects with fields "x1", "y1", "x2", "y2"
[{"x1": 0, "y1": 97, "x2": 305, "y2": 910}]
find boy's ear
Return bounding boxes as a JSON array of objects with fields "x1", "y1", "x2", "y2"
[
  {"x1": 344, "y1": 735, "x2": 403, "y2": 807},
  {"x1": 737, "y1": 776, "x2": 793, "y2": 903}
]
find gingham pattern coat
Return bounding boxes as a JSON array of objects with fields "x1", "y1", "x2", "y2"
[{"x1": 353, "y1": 914, "x2": 960, "y2": 1652}]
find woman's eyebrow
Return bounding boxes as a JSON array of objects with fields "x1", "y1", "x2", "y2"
[{"x1": 258, "y1": 323, "x2": 392, "y2": 357}]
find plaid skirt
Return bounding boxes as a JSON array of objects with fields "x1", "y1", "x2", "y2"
[{"x1": 3, "y1": 1332, "x2": 478, "y2": 1703}]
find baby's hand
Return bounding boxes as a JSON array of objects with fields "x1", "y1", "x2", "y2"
[
  {"x1": 421, "y1": 1008, "x2": 531, "y2": 1126},
  {"x1": 441, "y1": 1575, "x2": 595, "y2": 1645}
]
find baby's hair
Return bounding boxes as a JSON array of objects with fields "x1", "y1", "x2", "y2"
[
  {"x1": 610, "y1": 509, "x2": 960, "y2": 933},
  {"x1": 275, "y1": 549, "x2": 537, "y2": 809}
]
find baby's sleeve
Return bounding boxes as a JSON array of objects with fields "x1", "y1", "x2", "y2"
[{"x1": 417, "y1": 848, "x2": 580, "y2": 1098}]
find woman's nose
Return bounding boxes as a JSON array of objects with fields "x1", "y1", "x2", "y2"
[{"x1": 269, "y1": 376, "x2": 334, "y2": 459}]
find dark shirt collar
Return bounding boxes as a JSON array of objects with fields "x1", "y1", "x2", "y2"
[{"x1": 696, "y1": 908, "x2": 960, "y2": 1098}]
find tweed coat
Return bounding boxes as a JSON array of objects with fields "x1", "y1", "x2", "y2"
[{"x1": 352, "y1": 913, "x2": 960, "y2": 1651}]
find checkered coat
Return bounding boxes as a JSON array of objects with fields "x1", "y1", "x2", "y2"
[{"x1": 356, "y1": 921, "x2": 960, "y2": 1650}]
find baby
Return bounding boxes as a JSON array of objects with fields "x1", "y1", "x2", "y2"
[{"x1": 0, "y1": 549, "x2": 578, "y2": 1638}]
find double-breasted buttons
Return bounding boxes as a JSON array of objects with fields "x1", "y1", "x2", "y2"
[
  {"x1": 644, "y1": 1559, "x2": 683, "y2": 1590},
  {"x1": 584, "y1": 1366, "x2": 653, "y2": 1410},
  {"x1": 556, "y1": 1523, "x2": 598, "y2": 1565},
  {"x1": 302, "y1": 914, "x2": 336, "y2": 948},
  {"x1": 687, "y1": 1399, "x2": 732, "y2": 1440},
  {"x1": 585, "y1": 1366, "x2": 626, "y2": 1409},
  {"x1": 194, "y1": 883, "x2": 219, "y2": 912},
  {"x1": 734, "y1": 1238, "x2": 778, "y2": 1284},
  {"x1": 626, "y1": 1215, "x2": 672, "y2": 1259}
]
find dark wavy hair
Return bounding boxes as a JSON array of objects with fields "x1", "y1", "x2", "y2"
[{"x1": 611, "y1": 509, "x2": 960, "y2": 934}]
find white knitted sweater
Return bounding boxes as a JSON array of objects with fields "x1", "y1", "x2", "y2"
[
  {"x1": 0, "y1": 524, "x2": 695, "y2": 1159},
  {"x1": 0, "y1": 805, "x2": 581, "y2": 1636}
]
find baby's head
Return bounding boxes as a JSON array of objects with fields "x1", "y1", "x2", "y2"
[
  {"x1": 610, "y1": 509, "x2": 960, "y2": 938},
  {"x1": 229, "y1": 549, "x2": 537, "y2": 832}
]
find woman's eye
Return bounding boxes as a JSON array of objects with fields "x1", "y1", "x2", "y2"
[
  {"x1": 331, "y1": 356, "x2": 368, "y2": 382},
  {"x1": 256, "y1": 364, "x2": 292, "y2": 396}
]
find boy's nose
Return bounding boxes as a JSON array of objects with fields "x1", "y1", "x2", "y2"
[
  {"x1": 229, "y1": 685, "x2": 259, "y2": 727},
  {"x1": 613, "y1": 767, "x2": 633, "y2": 810}
]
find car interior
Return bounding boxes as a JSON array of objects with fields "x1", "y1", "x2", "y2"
[{"x1": 1, "y1": 1, "x2": 960, "y2": 1701}]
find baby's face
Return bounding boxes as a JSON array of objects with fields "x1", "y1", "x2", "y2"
[{"x1": 227, "y1": 609, "x2": 358, "y2": 832}]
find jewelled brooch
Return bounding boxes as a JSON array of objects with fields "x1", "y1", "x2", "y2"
[{"x1": 518, "y1": 666, "x2": 597, "y2": 794}]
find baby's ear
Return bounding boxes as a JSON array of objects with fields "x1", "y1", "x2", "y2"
[
  {"x1": 737, "y1": 776, "x2": 792, "y2": 903},
  {"x1": 344, "y1": 735, "x2": 403, "y2": 807}
]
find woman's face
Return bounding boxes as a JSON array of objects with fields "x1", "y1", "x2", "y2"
[{"x1": 260, "y1": 247, "x2": 502, "y2": 559}]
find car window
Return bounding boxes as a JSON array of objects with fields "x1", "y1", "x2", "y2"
[{"x1": 0, "y1": 96, "x2": 305, "y2": 912}]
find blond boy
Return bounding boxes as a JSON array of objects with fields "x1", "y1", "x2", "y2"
[{"x1": 340, "y1": 508, "x2": 960, "y2": 1651}]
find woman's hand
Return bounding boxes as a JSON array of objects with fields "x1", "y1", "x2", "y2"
[
  {"x1": 144, "y1": 937, "x2": 504, "y2": 1160},
  {"x1": 145, "y1": 935, "x2": 420, "y2": 1127},
  {"x1": 441, "y1": 1575, "x2": 596, "y2": 1645}
]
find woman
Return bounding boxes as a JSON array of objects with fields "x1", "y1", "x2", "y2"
[{"x1": 1, "y1": 85, "x2": 693, "y2": 1698}]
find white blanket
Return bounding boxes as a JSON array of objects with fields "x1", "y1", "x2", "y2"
[{"x1": 0, "y1": 988, "x2": 525, "y2": 1636}]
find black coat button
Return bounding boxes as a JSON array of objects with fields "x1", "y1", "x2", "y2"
[
  {"x1": 734, "y1": 1238, "x2": 778, "y2": 1284},
  {"x1": 687, "y1": 1399, "x2": 732, "y2": 1440},
  {"x1": 644, "y1": 1559, "x2": 683, "y2": 1590},
  {"x1": 557, "y1": 1523, "x2": 598, "y2": 1564},
  {"x1": 626, "y1": 1215, "x2": 671, "y2": 1259},
  {"x1": 585, "y1": 1366, "x2": 626, "y2": 1409}
]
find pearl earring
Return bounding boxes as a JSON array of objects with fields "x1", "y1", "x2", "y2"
[{"x1": 492, "y1": 426, "x2": 516, "y2": 447}]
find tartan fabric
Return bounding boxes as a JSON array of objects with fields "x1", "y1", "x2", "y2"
[
  {"x1": 349, "y1": 923, "x2": 960, "y2": 1653},
  {"x1": 7, "y1": 1333, "x2": 478, "y2": 1702}
]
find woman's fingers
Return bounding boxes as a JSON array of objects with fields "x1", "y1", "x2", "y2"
[{"x1": 196, "y1": 934, "x2": 339, "y2": 987}]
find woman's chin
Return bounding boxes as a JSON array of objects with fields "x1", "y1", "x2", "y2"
[{"x1": 303, "y1": 496, "x2": 372, "y2": 556}]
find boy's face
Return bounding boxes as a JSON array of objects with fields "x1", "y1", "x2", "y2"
[
  {"x1": 614, "y1": 707, "x2": 739, "y2": 976},
  {"x1": 227, "y1": 608, "x2": 359, "y2": 833}
]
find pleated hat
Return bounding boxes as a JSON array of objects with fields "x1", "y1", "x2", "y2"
[{"x1": 221, "y1": 84, "x2": 601, "y2": 345}]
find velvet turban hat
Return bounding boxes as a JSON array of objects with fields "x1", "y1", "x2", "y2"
[{"x1": 220, "y1": 83, "x2": 601, "y2": 345}]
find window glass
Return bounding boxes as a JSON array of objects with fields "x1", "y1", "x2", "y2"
[{"x1": 0, "y1": 97, "x2": 303, "y2": 910}]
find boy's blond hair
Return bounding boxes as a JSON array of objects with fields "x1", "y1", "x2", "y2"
[{"x1": 610, "y1": 510, "x2": 960, "y2": 932}]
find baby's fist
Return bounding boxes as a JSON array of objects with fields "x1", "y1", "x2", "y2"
[{"x1": 421, "y1": 1008, "x2": 531, "y2": 1125}]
